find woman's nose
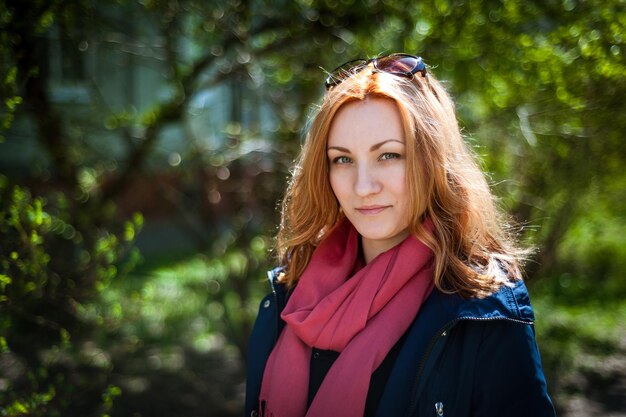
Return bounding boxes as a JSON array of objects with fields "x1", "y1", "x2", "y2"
[{"x1": 354, "y1": 165, "x2": 382, "y2": 197}]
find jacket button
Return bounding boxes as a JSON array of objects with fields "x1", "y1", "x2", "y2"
[
  {"x1": 263, "y1": 299, "x2": 271, "y2": 308},
  {"x1": 250, "y1": 411, "x2": 258, "y2": 417}
]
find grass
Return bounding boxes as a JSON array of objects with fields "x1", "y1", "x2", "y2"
[{"x1": 87, "y1": 249, "x2": 269, "y2": 417}]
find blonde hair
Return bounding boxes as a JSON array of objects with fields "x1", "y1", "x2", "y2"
[{"x1": 276, "y1": 65, "x2": 526, "y2": 298}]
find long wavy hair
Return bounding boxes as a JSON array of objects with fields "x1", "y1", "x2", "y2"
[{"x1": 276, "y1": 65, "x2": 527, "y2": 298}]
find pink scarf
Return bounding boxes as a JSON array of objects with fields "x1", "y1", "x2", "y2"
[{"x1": 259, "y1": 218, "x2": 435, "y2": 417}]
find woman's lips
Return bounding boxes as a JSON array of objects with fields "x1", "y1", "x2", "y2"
[{"x1": 356, "y1": 206, "x2": 389, "y2": 215}]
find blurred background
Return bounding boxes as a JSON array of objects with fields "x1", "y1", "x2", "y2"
[{"x1": 0, "y1": 0, "x2": 624, "y2": 416}]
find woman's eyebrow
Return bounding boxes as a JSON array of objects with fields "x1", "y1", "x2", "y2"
[
  {"x1": 369, "y1": 139, "x2": 404, "y2": 151},
  {"x1": 326, "y1": 139, "x2": 405, "y2": 153},
  {"x1": 327, "y1": 145, "x2": 351, "y2": 153},
  {"x1": 327, "y1": 139, "x2": 404, "y2": 153}
]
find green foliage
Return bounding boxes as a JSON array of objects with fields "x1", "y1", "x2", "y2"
[
  {"x1": 0, "y1": 0, "x2": 61, "y2": 142},
  {"x1": 2, "y1": 384, "x2": 56, "y2": 417},
  {"x1": 101, "y1": 384, "x2": 122, "y2": 416},
  {"x1": 98, "y1": 242, "x2": 269, "y2": 354},
  {"x1": 533, "y1": 291, "x2": 626, "y2": 411},
  {"x1": 0, "y1": 176, "x2": 142, "y2": 416},
  {"x1": 0, "y1": 181, "x2": 52, "y2": 302}
]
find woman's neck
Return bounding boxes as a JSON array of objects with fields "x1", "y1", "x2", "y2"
[{"x1": 361, "y1": 230, "x2": 410, "y2": 263}]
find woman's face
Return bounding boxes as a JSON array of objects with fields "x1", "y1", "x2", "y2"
[{"x1": 327, "y1": 97, "x2": 411, "y2": 263}]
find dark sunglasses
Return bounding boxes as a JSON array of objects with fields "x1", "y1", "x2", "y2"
[{"x1": 324, "y1": 53, "x2": 427, "y2": 90}]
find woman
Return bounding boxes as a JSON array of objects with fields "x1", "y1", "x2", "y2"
[{"x1": 245, "y1": 54, "x2": 555, "y2": 417}]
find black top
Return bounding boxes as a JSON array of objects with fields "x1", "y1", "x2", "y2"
[{"x1": 307, "y1": 333, "x2": 407, "y2": 417}]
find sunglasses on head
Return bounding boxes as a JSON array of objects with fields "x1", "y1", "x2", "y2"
[{"x1": 324, "y1": 53, "x2": 427, "y2": 90}]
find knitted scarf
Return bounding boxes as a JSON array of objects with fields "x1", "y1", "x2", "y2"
[{"x1": 259, "y1": 218, "x2": 435, "y2": 417}]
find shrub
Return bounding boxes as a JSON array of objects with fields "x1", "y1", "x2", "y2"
[{"x1": 0, "y1": 176, "x2": 141, "y2": 417}]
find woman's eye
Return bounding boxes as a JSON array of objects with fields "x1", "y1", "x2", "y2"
[
  {"x1": 332, "y1": 156, "x2": 352, "y2": 164},
  {"x1": 379, "y1": 152, "x2": 400, "y2": 161}
]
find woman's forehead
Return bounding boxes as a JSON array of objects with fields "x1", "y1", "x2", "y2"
[{"x1": 328, "y1": 98, "x2": 405, "y2": 147}]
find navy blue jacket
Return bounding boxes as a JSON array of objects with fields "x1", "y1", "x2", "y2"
[{"x1": 245, "y1": 268, "x2": 556, "y2": 417}]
